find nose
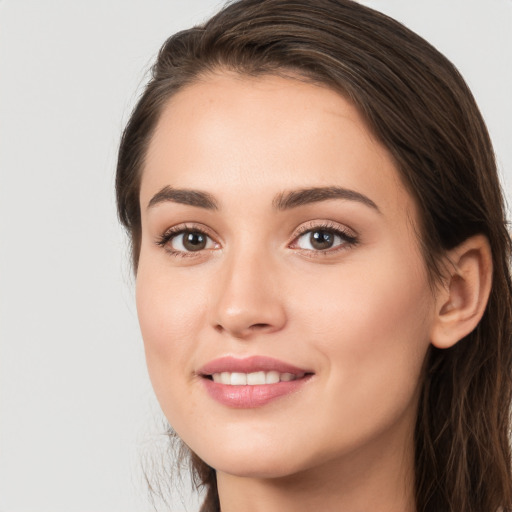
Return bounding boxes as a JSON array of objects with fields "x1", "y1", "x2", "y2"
[{"x1": 210, "y1": 249, "x2": 287, "y2": 340}]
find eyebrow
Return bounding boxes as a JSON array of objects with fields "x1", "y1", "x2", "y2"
[
  {"x1": 147, "y1": 186, "x2": 218, "y2": 210},
  {"x1": 147, "y1": 185, "x2": 379, "y2": 213},
  {"x1": 273, "y1": 186, "x2": 380, "y2": 212}
]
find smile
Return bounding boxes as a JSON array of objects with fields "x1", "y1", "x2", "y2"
[
  {"x1": 211, "y1": 371, "x2": 303, "y2": 385},
  {"x1": 199, "y1": 356, "x2": 313, "y2": 407}
]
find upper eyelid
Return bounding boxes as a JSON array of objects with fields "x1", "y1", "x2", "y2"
[
  {"x1": 291, "y1": 220, "x2": 357, "y2": 238},
  {"x1": 159, "y1": 222, "x2": 218, "y2": 239}
]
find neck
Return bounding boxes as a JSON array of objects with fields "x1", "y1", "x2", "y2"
[{"x1": 216, "y1": 417, "x2": 416, "y2": 512}]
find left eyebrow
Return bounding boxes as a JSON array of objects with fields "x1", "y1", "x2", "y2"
[{"x1": 272, "y1": 186, "x2": 380, "y2": 213}]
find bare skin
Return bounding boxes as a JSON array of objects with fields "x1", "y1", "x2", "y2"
[{"x1": 135, "y1": 72, "x2": 492, "y2": 512}]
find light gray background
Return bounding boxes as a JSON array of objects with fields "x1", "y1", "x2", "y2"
[{"x1": 1, "y1": 1, "x2": 511, "y2": 511}]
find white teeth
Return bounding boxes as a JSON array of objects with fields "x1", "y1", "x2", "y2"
[
  {"x1": 210, "y1": 371, "x2": 301, "y2": 385},
  {"x1": 247, "y1": 371, "x2": 266, "y2": 385},
  {"x1": 265, "y1": 371, "x2": 280, "y2": 384},
  {"x1": 230, "y1": 372, "x2": 247, "y2": 385}
]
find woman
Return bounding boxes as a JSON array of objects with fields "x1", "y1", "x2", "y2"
[{"x1": 116, "y1": 0, "x2": 512, "y2": 510}]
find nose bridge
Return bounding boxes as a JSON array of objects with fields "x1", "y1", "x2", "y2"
[{"x1": 211, "y1": 240, "x2": 286, "y2": 338}]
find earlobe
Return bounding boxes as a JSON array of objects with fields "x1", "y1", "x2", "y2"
[{"x1": 430, "y1": 234, "x2": 493, "y2": 349}]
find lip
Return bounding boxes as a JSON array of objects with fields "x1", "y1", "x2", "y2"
[
  {"x1": 199, "y1": 355, "x2": 311, "y2": 376},
  {"x1": 198, "y1": 356, "x2": 314, "y2": 408}
]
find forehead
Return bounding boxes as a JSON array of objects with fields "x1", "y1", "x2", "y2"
[{"x1": 141, "y1": 72, "x2": 414, "y2": 219}]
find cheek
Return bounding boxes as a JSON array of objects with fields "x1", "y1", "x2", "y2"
[
  {"x1": 267, "y1": 253, "x2": 433, "y2": 465},
  {"x1": 135, "y1": 258, "x2": 209, "y2": 402},
  {"x1": 296, "y1": 252, "x2": 432, "y2": 342},
  {"x1": 292, "y1": 246, "x2": 433, "y2": 416}
]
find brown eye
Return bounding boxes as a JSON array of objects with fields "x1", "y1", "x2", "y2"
[
  {"x1": 169, "y1": 230, "x2": 216, "y2": 252},
  {"x1": 294, "y1": 226, "x2": 357, "y2": 252},
  {"x1": 309, "y1": 230, "x2": 335, "y2": 250},
  {"x1": 182, "y1": 231, "x2": 207, "y2": 251}
]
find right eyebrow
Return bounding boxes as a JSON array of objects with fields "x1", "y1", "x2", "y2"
[{"x1": 147, "y1": 186, "x2": 219, "y2": 210}]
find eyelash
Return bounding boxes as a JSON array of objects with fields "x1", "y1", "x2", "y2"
[
  {"x1": 155, "y1": 223, "x2": 218, "y2": 259},
  {"x1": 155, "y1": 221, "x2": 358, "y2": 259},
  {"x1": 291, "y1": 221, "x2": 358, "y2": 256}
]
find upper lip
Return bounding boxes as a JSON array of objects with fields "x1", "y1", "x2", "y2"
[{"x1": 199, "y1": 356, "x2": 312, "y2": 376}]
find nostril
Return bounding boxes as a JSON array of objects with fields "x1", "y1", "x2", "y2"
[
  {"x1": 213, "y1": 322, "x2": 272, "y2": 334},
  {"x1": 250, "y1": 323, "x2": 272, "y2": 330}
]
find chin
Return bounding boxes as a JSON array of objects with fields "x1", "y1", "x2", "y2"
[
  {"x1": 206, "y1": 454, "x2": 305, "y2": 480},
  {"x1": 185, "y1": 434, "x2": 309, "y2": 479}
]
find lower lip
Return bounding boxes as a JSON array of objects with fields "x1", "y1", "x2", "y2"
[{"x1": 202, "y1": 377, "x2": 312, "y2": 408}]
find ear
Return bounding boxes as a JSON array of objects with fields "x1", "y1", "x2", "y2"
[{"x1": 430, "y1": 234, "x2": 493, "y2": 349}]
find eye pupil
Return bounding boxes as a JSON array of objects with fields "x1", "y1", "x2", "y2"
[
  {"x1": 310, "y1": 230, "x2": 334, "y2": 250},
  {"x1": 183, "y1": 231, "x2": 207, "y2": 251}
]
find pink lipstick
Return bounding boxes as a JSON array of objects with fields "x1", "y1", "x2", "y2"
[{"x1": 199, "y1": 356, "x2": 313, "y2": 408}]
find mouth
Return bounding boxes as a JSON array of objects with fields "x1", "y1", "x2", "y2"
[
  {"x1": 207, "y1": 370, "x2": 306, "y2": 385},
  {"x1": 198, "y1": 356, "x2": 314, "y2": 408}
]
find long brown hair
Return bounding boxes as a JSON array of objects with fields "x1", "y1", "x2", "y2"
[{"x1": 116, "y1": 1, "x2": 512, "y2": 510}]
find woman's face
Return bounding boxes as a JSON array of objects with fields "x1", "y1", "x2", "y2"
[{"x1": 136, "y1": 73, "x2": 436, "y2": 479}]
